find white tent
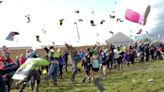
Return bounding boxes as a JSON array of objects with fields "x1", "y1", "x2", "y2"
[{"x1": 106, "y1": 32, "x2": 134, "y2": 46}]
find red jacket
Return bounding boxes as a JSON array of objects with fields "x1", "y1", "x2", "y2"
[{"x1": 19, "y1": 57, "x2": 26, "y2": 65}]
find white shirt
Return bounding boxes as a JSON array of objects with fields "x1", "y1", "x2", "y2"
[{"x1": 114, "y1": 49, "x2": 120, "y2": 59}]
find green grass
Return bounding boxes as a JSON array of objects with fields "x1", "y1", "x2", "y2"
[{"x1": 11, "y1": 60, "x2": 164, "y2": 92}]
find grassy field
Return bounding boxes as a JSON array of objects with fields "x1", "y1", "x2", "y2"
[{"x1": 11, "y1": 60, "x2": 164, "y2": 92}]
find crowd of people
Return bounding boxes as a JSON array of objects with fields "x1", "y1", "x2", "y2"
[{"x1": 0, "y1": 41, "x2": 164, "y2": 92}]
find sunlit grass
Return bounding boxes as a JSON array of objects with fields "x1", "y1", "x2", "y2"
[{"x1": 11, "y1": 60, "x2": 164, "y2": 92}]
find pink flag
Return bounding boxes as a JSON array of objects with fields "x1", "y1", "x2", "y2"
[{"x1": 125, "y1": 9, "x2": 143, "y2": 24}]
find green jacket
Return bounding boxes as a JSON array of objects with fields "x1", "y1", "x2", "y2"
[
  {"x1": 48, "y1": 50, "x2": 60, "y2": 58},
  {"x1": 22, "y1": 58, "x2": 50, "y2": 70}
]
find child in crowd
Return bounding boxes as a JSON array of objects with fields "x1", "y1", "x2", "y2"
[
  {"x1": 82, "y1": 50, "x2": 92, "y2": 83},
  {"x1": 90, "y1": 54, "x2": 101, "y2": 80}
]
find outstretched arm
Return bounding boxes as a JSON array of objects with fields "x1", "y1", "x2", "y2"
[
  {"x1": 65, "y1": 43, "x2": 74, "y2": 54},
  {"x1": 0, "y1": 65, "x2": 19, "y2": 75},
  {"x1": 65, "y1": 43, "x2": 71, "y2": 50},
  {"x1": 64, "y1": 43, "x2": 77, "y2": 59}
]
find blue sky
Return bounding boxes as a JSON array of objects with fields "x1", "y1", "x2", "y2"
[{"x1": 0, "y1": 0, "x2": 160, "y2": 47}]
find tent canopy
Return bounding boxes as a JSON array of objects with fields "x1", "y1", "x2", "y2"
[{"x1": 106, "y1": 32, "x2": 134, "y2": 46}]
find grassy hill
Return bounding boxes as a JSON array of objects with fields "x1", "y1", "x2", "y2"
[{"x1": 11, "y1": 60, "x2": 164, "y2": 92}]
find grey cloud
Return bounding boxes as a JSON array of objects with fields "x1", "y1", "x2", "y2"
[{"x1": 150, "y1": 0, "x2": 164, "y2": 37}]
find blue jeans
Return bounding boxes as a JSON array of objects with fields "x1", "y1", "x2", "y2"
[
  {"x1": 45, "y1": 63, "x2": 58, "y2": 82},
  {"x1": 109, "y1": 57, "x2": 114, "y2": 69},
  {"x1": 63, "y1": 59, "x2": 68, "y2": 72},
  {"x1": 70, "y1": 62, "x2": 77, "y2": 81}
]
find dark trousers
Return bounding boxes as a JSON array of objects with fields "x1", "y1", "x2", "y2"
[
  {"x1": 0, "y1": 75, "x2": 6, "y2": 92},
  {"x1": 108, "y1": 59, "x2": 114, "y2": 69},
  {"x1": 59, "y1": 64, "x2": 63, "y2": 78},
  {"x1": 19, "y1": 70, "x2": 40, "y2": 92},
  {"x1": 146, "y1": 54, "x2": 149, "y2": 61},
  {"x1": 0, "y1": 65, "x2": 19, "y2": 92},
  {"x1": 3, "y1": 74, "x2": 13, "y2": 92},
  {"x1": 140, "y1": 52, "x2": 144, "y2": 62},
  {"x1": 115, "y1": 58, "x2": 121, "y2": 69},
  {"x1": 45, "y1": 65, "x2": 49, "y2": 73},
  {"x1": 106, "y1": 59, "x2": 110, "y2": 69}
]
